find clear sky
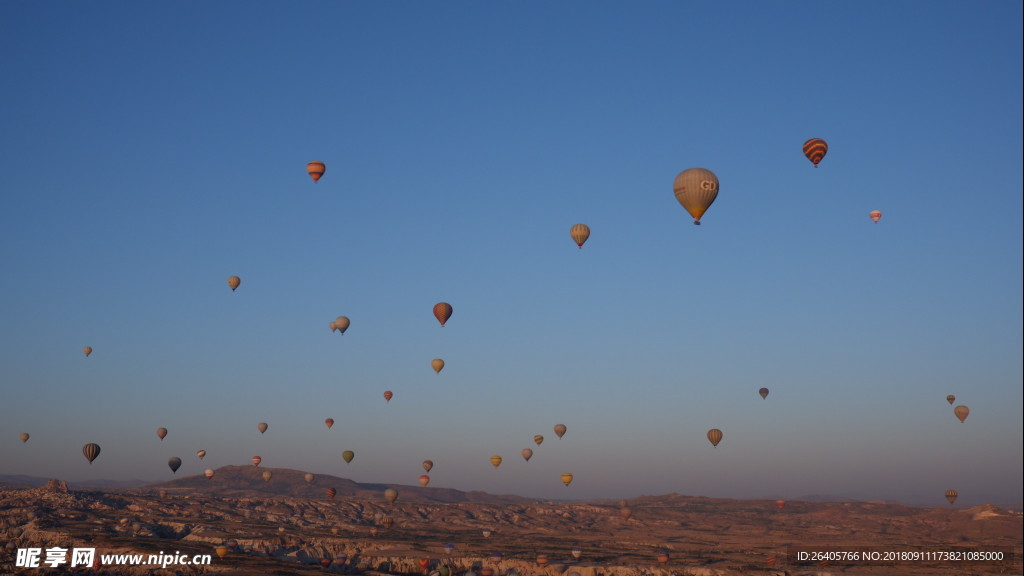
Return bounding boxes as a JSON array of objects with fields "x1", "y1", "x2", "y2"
[{"x1": 1, "y1": 1, "x2": 1021, "y2": 507}]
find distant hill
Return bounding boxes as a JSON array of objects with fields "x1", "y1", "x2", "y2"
[
  {"x1": 139, "y1": 465, "x2": 539, "y2": 505},
  {"x1": 0, "y1": 475, "x2": 148, "y2": 490}
]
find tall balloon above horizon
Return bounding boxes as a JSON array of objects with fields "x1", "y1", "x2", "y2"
[{"x1": 673, "y1": 168, "x2": 719, "y2": 225}]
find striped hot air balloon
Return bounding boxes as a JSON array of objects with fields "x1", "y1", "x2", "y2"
[
  {"x1": 307, "y1": 161, "x2": 326, "y2": 182},
  {"x1": 673, "y1": 168, "x2": 719, "y2": 225},
  {"x1": 707, "y1": 428, "x2": 723, "y2": 447},
  {"x1": 570, "y1": 224, "x2": 590, "y2": 248},
  {"x1": 803, "y1": 138, "x2": 828, "y2": 167},
  {"x1": 83, "y1": 443, "x2": 101, "y2": 464},
  {"x1": 945, "y1": 489, "x2": 958, "y2": 504},
  {"x1": 325, "y1": 487, "x2": 337, "y2": 500},
  {"x1": 869, "y1": 210, "x2": 882, "y2": 223}
]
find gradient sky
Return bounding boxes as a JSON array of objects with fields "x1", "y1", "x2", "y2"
[{"x1": 1, "y1": 1, "x2": 1021, "y2": 507}]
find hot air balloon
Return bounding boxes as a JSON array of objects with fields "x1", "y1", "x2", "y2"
[
  {"x1": 422, "y1": 460, "x2": 433, "y2": 473},
  {"x1": 431, "y1": 358, "x2": 445, "y2": 373},
  {"x1": 570, "y1": 224, "x2": 590, "y2": 248},
  {"x1": 307, "y1": 161, "x2": 326, "y2": 182},
  {"x1": 83, "y1": 346, "x2": 93, "y2": 357},
  {"x1": 707, "y1": 428, "x2": 723, "y2": 447},
  {"x1": 325, "y1": 487, "x2": 337, "y2": 500},
  {"x1": 159, "y1": 490, "x2": 167, "y2": 499},
  {"x1": 325, "y1": 418, "x2": 334, "y2": 429},
  {"x1": 954, "y1": 405, "x2": 969, "y2": 423},
  {"x1": 554, "y1": 424, "x2": 567, "y2": 438},
  {"x1": 673, "y1": 168, "x2": 719, "y2": 225},
  {"x1": 775, "y1": 500, "x2": 786, "y2": 509},
  {"x1": 869, "y1": 210, "x2": 882, "y2": 223},
  {"x1": 571, "y1": 546, "x2": 582, "y2": 560},
  {"x1": 304, "y1": 473, "x2": 314, "y2": 483},
  {"x1": 561, "y1": 473, "x2": 574, "y2": 486},
  {"x1": 19, "y1": 433, "x2": 29, "y2": 443},
  {"x1": 945, "y1": 489, "x2": 958, "y2": 504},
  {"x1": 257, "y1": 422, "x2": 268, "y2": 434},
  {"x1": 521, "y1": 448, "x2": 533, "y2": 462},
  {"x1": 168, "y1": 457, "x2": 182, "y2": 474},
  {"x1": 383, "y1": 390, "x2": 393, "y2": 402},
  {"x1": 380, "y1": 516, "x2": 393, "y2": 529},
  {"x1": 620, "y1": 507, "x2": 632, "y2": 521},
  {"x1": 156, "y1": 427, "x2": 168, "y2": 441},
  {"x1": 482, "y1": 529, "x2": 493, "y2": 538},
  {"x1": 384, "y1": 488, "x2": 398, "y2": 505},
  {"x1": 418, "y1": 558, "x2": 430, "y2": 571},
  {"x1": 83, "y1": 443, "x2": 101, "y2": 464},
  {"x1": 419, "y1": 475, "x2": 430, "y2": 487},
  {"x1": 536, "y1": 554, "x2": 549, "y2": 567},
  {"x1": 657, "y1": 553, "x2": 670, "y2": 565},
  {"x1": 262, "y1": 470, "x2": 272, "y2": 482},
  {"x1": 946, "y1": 395, "x2": 955, "y2": 405},
  {"x1": 197, "y1": 449, "x2": 206, "y2": 460},
  {"x1": 759, "y1": 387, "x2": 769, "y2": 399},
  {"x1": 334, "y1": 316, "x2": 350, "y2": 334},
  {"x1": 321, "y1": 559, "x2": 332, "y2": 569},
  {"x1": 252, "y1": 456, "x2": 262, "y2": 467},
  {"x1": 227, "y1": 276, "x2": 241, "y2": 291},
  {"x1": 490, "y1": 455, "x2": 502, "y2": 468},
  {"x1": 204, "y1": 468, "x2": 215, "y2": 480},
  {"x1": 342, "y1": 450, "x2": 355, "y2": 464},
  {"x1": 215, "y1": 545, "x2": 229, "y2": 560},
  {"x1": 533, "y1": 435, "x2": 544, "y2": 446},
  {"x1": 433, "y1": 302, "x2": 453, "y2": 327},
  {"x1": 802, "y1": 138, "x2": 828, "y2": 167}
]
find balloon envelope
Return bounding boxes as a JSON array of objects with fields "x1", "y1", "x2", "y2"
[
  {"x1": 759, "y1": 387, "x2": 769, "y2": 399},
  {"x1": 946, "y1": 395, "x2": 955, "y2": 405},
  {"x1": 326, "y1": 487, "x2": 337, "y2": 499},
  {"x1": 342, "y1": 450, "x2": 355, "y2": 464},
  {"x1": 869, "y1": 210, "x2": 882, "y2": 223},
  {"x1": 560, "y1": 473, "x2": 574, "y2": 486},
  {"x1": 433, "y1": 302, "x2": 453, "y2": 326},
  {"x1": 325, "y1": 418, "x2": 334, "y2": 429},
  {"x1": 954, "y1": 405, "x2": 969, "y2": 422},
  {"x1": 384, "y1": 488, "x2": 398, "y2": 505},
  {"x1": 533, "y1": 435, "x2": 544, "y2": 446},
  {"x1": 419, "y1": 475, "x2": 430, "y2": 487},
  {"x1": 252, "y1": 456, "x2": 262, "y2": 467},
  {"x1": 83, "y1": 346, "x2": 93, "y2": 357},
  {"x1": 307, "y1": 161, "x2": 326, "y2": 182},
  {"x1": 334, "y1": 316, "x2": 350, "y2": 334},
  {"x1": 707, "y1": 428, "x2": 723, "y2": 447},
  {"x1": 490, "y1": 455, "x2": 502, "y2": 468},
  {"x1": 422, "y1": 460, "x2": 433, "y2": 472},
  {"x1": 19, "y1": 433, "x2": 29, "y2": 443},
  {"x1": 168, "y1": 457, "x2": 182, "y2": 473},
  {"x1": 204, "y1": 468, "x2": 214, "y2": 479},
  {"x1": 156, "y1": 427, "x2": 168, "y2": 441},
  {"x1": 672, "y1": 168, "x2": 719, "y2": 225},
  {"x1": 554, "y1": 424, "x2": 567, "y2": 438},
  {"x1": 521, "y1": 448, "x2": 533, "y2": 461},
  {"x1": 257, "y1": 422, "x2": 268, "y2": 434},
  {"x1": 83, "y1": 443, "x2": 101, "y2": 464},
  {"x1": 570, "y1": 224, "x2": 590, "y2": 248},
  {"x1": 196, "y1": 450, "x2": 206, "y2": 459},
  {"x1": 945, "y1": 489, "x2": 958, "y2": 504},
  {"x1": 431, "y1": 358, "x2": 445, "y2": 373},
  {"x1": 802, "y1": 138, "x2": 828, "y2": 166},
  {"x1": 383, "y1": 390, "x2": 393, "y2": 402},
  {"x1": 304, "y1": 473, "x2": 314, "y2": 483},
  {"x1": 227, "y1": 276, "x2": 241, "y2": 291},
  {"x1": 262, "y1": 470, "x2": 272, "y2": 482}
]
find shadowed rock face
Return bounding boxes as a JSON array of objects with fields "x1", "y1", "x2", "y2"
[{"x1": 0, "y1": 472, "x2": 1020, "y2": 576}]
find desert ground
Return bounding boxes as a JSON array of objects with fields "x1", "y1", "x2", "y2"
[{"x1": 1, "y1": 466, "x2": 1020, "y2": 576}]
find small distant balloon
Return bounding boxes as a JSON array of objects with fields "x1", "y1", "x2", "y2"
[
  {"x1": 384, "y1": 488, "x2": 398, "y2": 505},
  {"x1": 431, "y1": 358, "x2": 445, "y2": 373},
  {"x1": 560, "y1": 473, "x2": 574, "y2": 486},
  {"x1": 759, "y1": 387, "x2": 769, "y2": 399},
  {"x1": 620, "y1": 507, "x2": 632, "y2": 521},
  {"x1": 521, "y1": 448, "x2": 533, "y2": 462},
  {"x1": 419, "y1": 475, "x2": 430, "y2": 487},
  {"x1": 83, "y1": 346, "x2": 93, "y2": 357},
  {"x1": 196, "y1": 449, "x2": 206, "y2": 460},
  {"x1": 307, "y1": 161, "x2": 326, "y2": 182},
  {"x1": 304, "y1": 473, "x2": 314, "y2": 484},
  {"x1": 333, "y1": 316, "x2": 350, "y2": 334},
  {"x1": 252, "y1": 456, "x2": 262, "y2": 467},
  {"x1": 325, "y1": 487, "x2": 337, "y2": 500},
  {"x1": 802, "y1": 138, "x2": 828, "y2": 167},
  {"x1": 657, "y1": 553, "x2": 669, "y2": 565},
  {"x1": 673, "y1": 168, "x2": 719, "y2": 225},
  {"x1": 342, "y1": 450, "x2": 355, "y2": 464},
  {"x1": 227, "y1": 276, "x2": 241, "y2": 291},
  {"x1": 433, "y1": 302, "x2": 453, "y2": 327},
  {"x1": 775, "y1": 500, "x2": 786, "y2": 509},
  {"x1": 946, "y1": 395, "x2": 955, "y2": 405},
  {"x1": 490, "y1": 455, "x2": 502, "y2": 468},
  {"x1": 482, "y1": 529, "x2": 493, "y2": 538},
  {"x1": 325, "y1": 418, "x2": 334, "y2": 429},
  {"x1": 570, "y1": 224, "x2": 590, "y2": 248},
  {"x1": 83, "y1": 443, "x2": 101, "y2": 464},
  {"x1": 156, "y1": 427, "x2": 168, "y2": 441},
  {"x1": 262, "y1": 470, "x2": 272, "y2": 482},
  {"x1": 954, "y1": 405, "x2": 969, "y2": 423},
  {"x1": 422, "y1": 460, "x2": 433, "y2": 473},
  {"x1": 533, "y1": 435, "x2": 544, "y2": 446},
  {"x1": 707, "y1": 428, "x2": 723, "y2": 447},
  {"x1": 215, "y1": 545, "x2": 229, "y2": 560},
  {"x1": 869, "y1": 210, "x2": 882, "y2": 223},
  {"x1": 945, "y1": 489, "x2": 958, "y2": 504},
  {"x1": 168, "y1": 457, "x2": 182, "y2": 474},
  {"x1": 383, "y1": 390, "x2": 393, "y2": 402},
  {"x1": 257, "y1": 422, "x2": 268, "y2": 434},
  {"x1": 554, "y1": 424, "x2": 567, "y2": 438},
  {"x1": 19, "y1": 433, "x2": 29, "y2": 443},
  {"x1": 204, "y1": 468, "x2": 214, "y2": 480}
]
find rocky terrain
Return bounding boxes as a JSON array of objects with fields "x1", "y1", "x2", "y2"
[{"x1": 1, "y1": 467, "x2": 1020, "y2": 575}]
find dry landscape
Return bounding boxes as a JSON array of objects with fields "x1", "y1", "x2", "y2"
[{"x1": 1, "y1": 466, "x2": 1020, "y2": 576}]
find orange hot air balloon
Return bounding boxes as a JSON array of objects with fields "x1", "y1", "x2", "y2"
[
  {"x1": 307, "y1": 161, "x2": 326, "y2": 182},
  {"x1": 759, "y1": 387, "x2": 769, "y2": 399},
  {"x1": 673, "y1": 168, "x2": 719, "y2": 225},
  {"x1": 304, "y1": 473, "x2": 314, "y2": 483},
  {"x1": 560, "y1": 473, "x2": 574, "y2": 486},
  {"x1": 257, "y1": 422, "x2": 268, "y2": 434},
  {"x1": 620, "y1": 507, "x2": 632, "y2": 521},
  {"x1": 215, "y1": 545, "x2": 229, "y2": 559},
  {"x1": 227, "y1": 276, "x2": 241, "y2": 291},
  {"x1": 325, "y1": 487, "x2": 337, "y2": 500},
  {"x1": 657, "y1": 553, "x2": 669, "y2": 565},
  {"x1": 204, "y1": 468, "x2": 214, "y2": 479},
  {"x1": 431, "y1": 358, "x2": 445, "y2": 373},
  {"x1": 533, "y1": 435, "x2": 544, "y2": 446},
  {"x1": 945, "y1": 489, "x2": 958, "y2": 504},
  {"x1": 869, "y1": 210, "x2": 882, "y2": 223},
  {"x1": 419, "y1": 475, "x2": 430, "y2": 487},
  {"x1": 570, "y1": 223, "x2": 590, "y2": 248},
  {"x1": 536, "y1": 554, "x2": 549, "y2": 566},
  {"x1": 252, "y1": 456, "x2": 262, "y2": 467},
  {"x1": 954, "y1": 405, "x2": 969, "y2": 423},
  {"x1": 156, "y1": 427, "x2": 168, "y2": 441},
  {"x1": 384, "y1": 488, "x2": 398, "y2": 505},
  {"x1": 521, "y1": 448, "x2": 533, "y2": 462},
  {"x1": 82, "y1": 443, "x2": 101, "y2": 464},
  {"x1": 418, "y1": 558, "x2": 430, "y2": 571},
  {"x1": 20, "y1": 433, "x2": 29, "y2": 443},
  {"x1": 325, "y1": 418, "x2": 334, "y2": 429},
  {"x1": 775, "y1": 500, "x2": 786, "y2": 509},
  {"x1": 422, "y1": 460, "x2": 433, "y2": 472},
  {"x1": 383, "y1": 390, "x2": 393, "y2": 403},
  {"x1": 554, "y1": 423, "x2": 567, "y2": 438},
  {"x1": 379, "y1": 516, "x2": 393, "y2": 529},
  {"x1": 707, "y1": 428, "x2": 723, "y2": 447},
  {"x1": 490, "y1": 455, "x2": 502, "y2": 468},
  {"x1": 82, "y1": 346, "x2": 93, "y2": 357},
  {"x1": 333, "y1": 316, "x2": 350, "y2": 334},
  {"x1": 803, "y1": 138, "x2": 828, "y2": 167},
  {"x1": 197, "y1": 449, "x2": 206, "y2": 459},
  {"x1": 946, "y1": 395, "x2": 955, "y2": 405},
  {"x1": 433, "y1": 302, "x2": 453, "y2": 326}
]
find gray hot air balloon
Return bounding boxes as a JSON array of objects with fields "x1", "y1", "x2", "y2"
[{"x1": 673, "y1": 168, "x2": 719, "y2": 225}]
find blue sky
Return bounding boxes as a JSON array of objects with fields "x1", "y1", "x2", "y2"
[{"x1": 1, "y1": 1, "x2": 1021, "y2": 507}]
